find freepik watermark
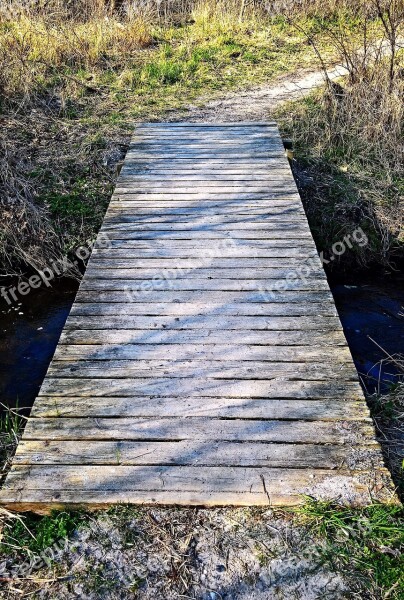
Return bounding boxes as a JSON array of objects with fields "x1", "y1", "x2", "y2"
[
  {"x1": 258, "y1": 227, "x2": 368, "y2": 301},
  {"x1": 0, "y1": 233, "x2": 111, "y2": 307},
  {"x1": 123, "y1": 237, "x2": 238, "y2": 301},
  {"x1": 0, "y1": 515, "x2": 134, "y2": 586}
]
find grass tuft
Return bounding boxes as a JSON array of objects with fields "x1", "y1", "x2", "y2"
[
  {"x1": 0, "y1": 510, "x2": 85, "y2": 556},
  {"x1": 296, "y1": 499, "x2": 404, "y2": 599}
]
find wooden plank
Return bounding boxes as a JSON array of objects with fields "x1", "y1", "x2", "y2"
[
  {"x1": 127, "y1": 143, "x2": 285, "y2": 150},
  {"x1": 13, "y1": 441, "x2": 380, "y2": 468},
  {"x1": 23, "y1": 418, "x2": 371, "y2": 443},
  {"x1": 58, "y1": 329, "x2": 347, "y2": 346},
  {"x1": 78, "y1": 281, "x2": 329, "y2": 293},
  {"x1": 106, "y1": 208, "x2": 307, "y2": 218},
  {"x1": 115, "y1": 185, "x2": 298, "y2": 193},
  {"x1": 0, "y1": 466, "x2": 388, "y2": 509},
  {"x1": 69, "y1": 302, "x2": 338, "y2": 316},
  {"x1": 83, "y1": 268, "x2": 324, "y2": 280},
  {"x1": 52, "y1": 344, "x2": 351, "y2": 362},
  {"x1": 98, "y1": 231, "x2": 312, "y2": 240},
  {"x1": 118, "y1": 167, "x2": 283, "y2": 173},
  {"x1": 110, "y1": 191, "x2": 299, "y2": 199},
  {"x1": 96, "y1": 234, "x2": 312, "y2": 244},
  {"x1": 30, "y1": 396, "x2": 366, "y2": 419},
  {"x1": 38, "y1": 378, "x2": 362, "y2": 398},
  {"x1": 106, "y1": 203, "x2": 306, "y2": 212},
  {"x1": 64, "y1": 315, "x2": 339, "y2": 330},
  {"x1": 100, "y1": 233, "x2": 313, "y2": 244},
  {"x1": 87, "y1": 258, "x2": 321, "y2": 269},
  {"x1": 118, "y1": 176, "x2": 292, "y2": 184},
  {"x1": 74, "y1": 291, "x2": 336, "y2": 304},
  {"x1": 91, "y1": 248, "x2": 316, "y2": 258},
  {"x1": 46, "y1": 360, "x2": 356, "y2": 380},
  {"x1": 103, "y1": 217, "x2": 307, "y2": 227}
]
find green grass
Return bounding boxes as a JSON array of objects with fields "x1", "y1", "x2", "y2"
[
  {"x1": 0, "y1": 510, "x2": 85, "y2": 556},
  {"x1": 106, "y1": 21, "x2": 315, "y2": 119},
  {"x1": 296, "y1": 499, "x2": 404, "y2": 599}
]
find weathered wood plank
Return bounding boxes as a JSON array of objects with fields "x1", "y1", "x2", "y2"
[
  {"x1": 96, "y1": 238, "x2": 314, "y2": 248},
  {"x1": 52, "y1": 343, "x2": 351, "y2": 362},
  {"x1": 110, "y1": 191, "x2": 299, "y2": 200},
  {"x1": 115, "y1": 185, "x2": 298, "y2": 193},
  {"x1": 91, "y1": 247, "x2": 317, "y2": 258},
  {"x1": 87, "y1": 257, "x2": 321, "y2": 269},
  {"x1": 64, "y1": 315, "x2": 339, "y2": 330},
  {"x1": 83, "y1": 268, "x2": 324, "y2": 280},
  {"x1": 46, "y1": 360, "x2": 356, "y2": 380},
  {"x1": 74, "y1": 291, "x2": 336, "y2": 305},
  {"x1": 31, "y1": 396, "x2": 367, "y2": 419},
  {"x1": 100, "y1": 232, "x2": 312, "y2": 240},
  {"x1": 69, "y1": 301, "x2": 337, "y2": 316},
  {"x1": 107, "y1": 198, "x2": 302, "y2": 207},
  {"x1": 118, "y1": 176, "x2": 293, "y2": 185},
  {"x1": 108, "y1": 205, "x2": 307, "y2": 217},
  {"x1": 102, "y1": 215, "x2": 307, "y2": 225},
  {"x1": 69, "y1": 301, "x2": 338, "y2": 316},
  {"x1": 58, "y1": 329, "x2": 347, "y2": 346},
  {"x1": 22, "y1": 418, "x2": 371, "y2": 444},
  {"x1": 38, "y1": 378, "x2": 362, "y2": 398},
  {"x1": 79, "y1": 280, "x2": 329, "y2": 293},
  {"x1": 13, "y1": 441, "x2": 380, "y2": 468},
  {"x1": 0, "y1": 466, "x2": 389, "y2": 509},
  {"x1": 108, "y1": 204, "x2": 304, "y2": 214}
]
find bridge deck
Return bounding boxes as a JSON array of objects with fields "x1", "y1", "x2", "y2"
[{"x1": 0, "y1": 123, "x2": 394, "y2": 512}]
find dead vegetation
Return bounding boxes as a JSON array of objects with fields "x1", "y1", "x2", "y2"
[
  {"x1": 277, "y1": 0, "x2": 404, "y2": 267},
  {"x1": 0, "y1": 0, "x2": 152, "y2": 275},
  {"x1": 1, "y1": 0, "x2": 393, "y2": 277},
  {"x1": 0, "y1": 502, "x2": 403, "y2": 599},
  {"x1": 367, "y1": 352, "x2": 404, "y2": 496}
]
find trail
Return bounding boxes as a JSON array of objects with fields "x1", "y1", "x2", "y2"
[{"x1": 169, "y1": 64, "x2": 348, "y2": 122}]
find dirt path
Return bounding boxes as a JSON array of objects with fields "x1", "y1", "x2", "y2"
[{"x1": 167, "y1": 64, "x2": 347, "y2": 122}]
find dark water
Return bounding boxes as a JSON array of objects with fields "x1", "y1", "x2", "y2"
[
  {"x1": 0, "y1": 271, "x2": 403, "y2": 412},
  {"x1": 0, "y1": 279, "x2": 78, "y2": 413},
  {"x1": 328, "y1": 271, "x2": 404, "y2": 394}
]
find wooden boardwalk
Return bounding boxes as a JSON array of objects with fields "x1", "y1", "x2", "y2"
[{"x1": 0, "y1": 123, "x2": 394, "y2": 512}]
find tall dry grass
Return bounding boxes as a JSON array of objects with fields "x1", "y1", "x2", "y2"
[
  {"x1": 0, "y1": 0, "x2": 155, "y2": 274},
  {"x1": 0, "y1": 0, "x2": 278, "y2": 274},
  {"x1": 279, "y1": 0, "x2": 404, "y2": 265}
]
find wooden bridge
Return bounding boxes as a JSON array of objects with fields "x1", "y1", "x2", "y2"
[{"x1": 0, "y1": 123, "x2": 394, "y2": 512}]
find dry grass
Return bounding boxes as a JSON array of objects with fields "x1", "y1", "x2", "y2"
[
  {"x1": 0, "y1": 1, "x2": 153, "y2": 274},
  {"x1": 277, "y1": 0, "x2": 404, "y2": 267},
  {"x1": 0, "y1": 0, "x2": 314, "y2": 276},
  {"x1": 367, "y1": 353, "x2": 404, "y2": 495}
]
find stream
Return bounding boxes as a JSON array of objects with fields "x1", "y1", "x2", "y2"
[{"x1": 0, "y1": 269, "x2": 403, "y2": 414}]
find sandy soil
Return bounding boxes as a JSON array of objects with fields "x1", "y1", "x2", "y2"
[{"x1": 0, "y1": 508, "x2": 350, "y2": 599}]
